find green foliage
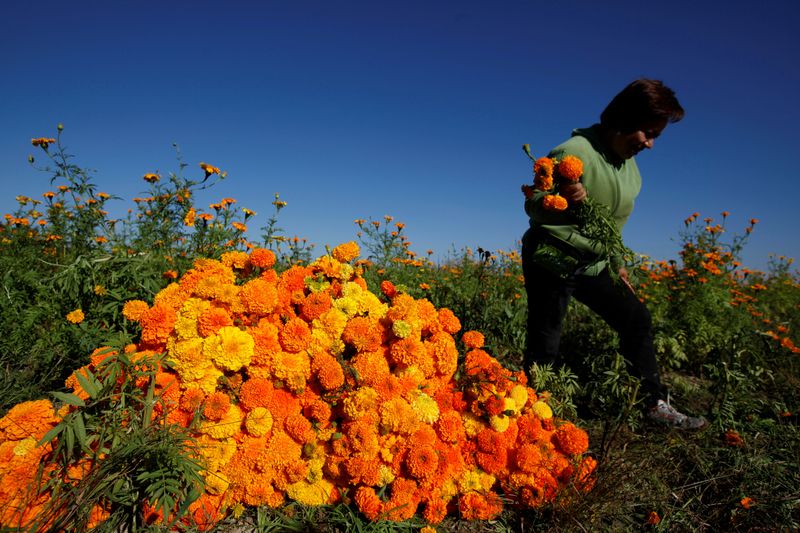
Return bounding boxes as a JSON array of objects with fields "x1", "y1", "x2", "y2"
[{"x1": 34, "y1": 352, "x2": 203, "y2": 532}]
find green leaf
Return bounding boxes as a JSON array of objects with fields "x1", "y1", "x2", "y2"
[
  {"x1": 73, "y1": 412, "x2": 88, "y2": 449},
  {"x1": 51, "y1": 391, "x2": 86, "y2": 407},
  {"x1": 64, "y1": 425, "x2": 75, "y2": 457},
  {"x1": 75, "y1": 368, "x2": 100, "y2": 399},
  {"x1": 38, "y1": 423, "x2": 65, "y2": 446}
]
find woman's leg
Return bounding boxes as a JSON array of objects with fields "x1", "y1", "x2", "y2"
[
  {"x1": 522, "y1": 238, "x2": 575, "y2": 375},
  {"x1": 572, "y1": 269, "x2": 664, "y2": 407}
]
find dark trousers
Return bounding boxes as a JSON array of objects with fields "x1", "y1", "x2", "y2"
[{"x1": 522, "y1": 236, "x2": 664, "y2": 407}]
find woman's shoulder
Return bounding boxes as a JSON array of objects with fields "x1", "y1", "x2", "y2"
[{"x1": 548, "y1": 130, "x2": 598, "y2": 161}]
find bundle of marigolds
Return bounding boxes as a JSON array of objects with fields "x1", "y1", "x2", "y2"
[
  {"x1": 521, "y1": 144, "x2": 631, "y2": 272},
  {"x1": 0, "y1": 242, "x2": 595, "y2": 530}
]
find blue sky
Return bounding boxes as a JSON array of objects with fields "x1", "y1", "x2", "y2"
[{"x1": 2, "y1": 0, "x2": 798, "y2": 271}]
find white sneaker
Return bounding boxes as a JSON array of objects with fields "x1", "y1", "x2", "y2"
[{"x1": 648, "y1": 399, "x2": 707, "y2": 430}]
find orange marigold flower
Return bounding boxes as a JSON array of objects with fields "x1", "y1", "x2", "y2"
[
  {"x1": 533, "y1": 174, "x2": 554, "y2": 192},
  {"x1": 203, "y1": 392, "x2": 231, "y2": 421},
  {"x1": 390, "y1": 337, "x2": 428, "y2": 370},
  {"x1": 280, "y1": 318, "x2": 312, "y2": 353},
  {"x1": 284, "y1": 413, "x2": 316, "y2": 444},
  {"x1": 435, "y1": 410, "x2": 466, "y2": 444},
  {"x1": 199, "y1": 162, "x2": 221, "y2": 175},
  {"x1": 437, "y1": 308, "x2": 461, "y2": 334},
  {"x1": 542, "y1": 194, "x2": 568, "y2": 212},
  {"x1": 459, "y1": 491, "x2": 503, "y2": 520},
  {"x1": 384, "y1": 478, "x2": 421, "y2": 521},
  {"x1": 331, "y1": 241, "x2": 360, "y2": 263},
  {"x1": 300, "y1": 291, "x2": 332, "y2": 321},
  {"x1": 143, "y1": 173, "x2": 160, "y2": 183},
  {"x1": 380, "y1": 280, "x2": 398, "y2": 298},
  {"x1": 0, "y1": 399, "x2": 58, "y2": 440},
  {"x1": 534, "y1": 157, "x2": 555, "y2": 178},
  {"x1": 354, "y1": 486, "x2": 383, "y2": 521},
  {"x1": 342, "y1": 316, "x2": 383, "y2": 353},
  {"x1": 249, "y1": 247, "x2": 276, "y2": 269},
  {"x1": 66, "y1": 308, "x2": 85, "y2": 324},
  {"x1": 240, "y1": 278, "x2": 279, "y2": 315},
  {"x1": 516, "y1": 443, "x2": 546, "y2": 473},
  {"x1": 646, "y1": 510, "x2": 661, "y2": 525},
  {"x1": 180, "y1": 388, "x2": 206, "y2": 412},
  {"x1": 231, "y1": 222, "x2": 247, "y2": 232},
  {"x1": 552, "y1": 423, "x2": 589, "y2": 455},
  {"x1": 740, "y1": 496, "x2": 754, "y2": 509},
  {"x1": 139, "y1": 304, "x2": 177, "y2": 346},
  {"x1": 349, "y1": 350, "x2": 391, "y2": 386},
  {"x1": 313, "y1": 351, "x2": 345, "y2": 390},
  {"x1": 162, "y1": 270, "x2": 178, "y2": 280},
  {"x1": 723, "y1": 429, "x2": 744, "y2": 447},
  {"x1": 405, "y1": 443, "x2": 439, "y2": 480},
  {"x1": 195, "y1": 306, "x2": 232, "y2": 337},
  {"x1": 31, "y1": 137, "x2": 56, "y2": 148},
  {"x1": 303, "y1": 399, "x2": 332, "y2": 427},
  {"x1": 556, "y1": 155, "x2": 583, "y2": 181},
  {"x1": 462, "y1": 330, "x2": 485, "y2": 350},
  {"x1": 239, "y1": 377, "x2": 274, "y2": 411}
]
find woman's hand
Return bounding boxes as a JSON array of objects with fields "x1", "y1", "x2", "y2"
[
  {"x1": 619, "y1": 267, "x2": 635, "y2": 294},
  {"x1": 560, "y1": 182, "x2": 587, "y2": 203}
]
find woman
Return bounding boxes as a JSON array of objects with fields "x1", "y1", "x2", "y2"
[{"x1": 522, "y1": 78, "x2": 705, "y2": 429}]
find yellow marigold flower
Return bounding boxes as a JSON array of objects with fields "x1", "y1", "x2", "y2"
[
  {"x1": 220, "y1": 250, "x2": 249, "y2": 269},
  {"x1": 392, "y1": 319, "x2": 413, "y2": 339},
  {"x1": 331, "y1": 241, "x2": 360, "y2": 263},
  {"x1": 66, "y1": 309, "x2": 85, "y2": 324},
  {"x1": 204, "y1": 326, "x2": 254, "y2": 372},
  {"x1": 509, "y1": 384, "x2": 529, "y2": 412},
  {"x1": 333, "y1": 296, "x2": 359, "y2": 317},
  {"x1": 529, "y1": 400, "x2": 553, "y2": 420},
  {"x1": 342, "y1": 387, "x2": 379, "y2": 420},
  {"x1": 200, "y1": 404, "x2": 242, "y2": 439},
  {"x1": 286, "y1": 478, "x2": 335, "y2": 506},
  {"x1": 232, "y1": 222, "x2": 247, "y2": 232},
  {"x1": 411, "y1": 392, "x2": 440, "y2": 424},
  {"x1": 377, "y1": 464, "x2": 396, "y2": 486},
  {"x1": 93, "y1": 284, "x2": 107, "y2": 296},
  {"x1": 245, "y1": 407, "x2": 274, "y2": 437},
  {"x1": 204, "y1": 471, "x2": 230, "y2": 496},
  {"x1": 462, "y1": 412, "x2": 486, "y2": 438},
  {"x1": 184, "y1": 207, "x2": 197, "y2": 227},
  {"x1": 13, "y1": 437, "x2": 38, "y2": 457},
  {"x1": 143, "y1": 173, "x2": 160, "y2": 183},
  {"x1": 543, "y1": 194, "x2": 568, "y2": 212},
  {"x1": 489, "y1": 414, "x2": 510, "y2": 432}
]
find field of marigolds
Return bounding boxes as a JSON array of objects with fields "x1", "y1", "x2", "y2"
[{"x1": 1, "y1": 129, "x2": 798, "y2": 532}]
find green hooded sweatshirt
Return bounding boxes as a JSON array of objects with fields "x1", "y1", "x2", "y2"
[{"x1": 524, "y1": 125, "x2": 642, "y2": 276}]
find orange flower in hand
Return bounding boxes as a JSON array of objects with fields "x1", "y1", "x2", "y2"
[
  {"x1": 556, "y1": 155, "x2": 583, "y2": 181},
  {"x1": 543, "y1": 194, "x2": 568, "y2": 212}
]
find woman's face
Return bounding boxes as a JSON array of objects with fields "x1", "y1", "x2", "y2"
[{"x1": 609, "y1": 119, "x2": 668, "y2": 160}]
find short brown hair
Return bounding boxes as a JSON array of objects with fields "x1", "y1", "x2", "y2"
[{"x1": 600, "y1": 79, "x2": 684, "y2": 132}]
